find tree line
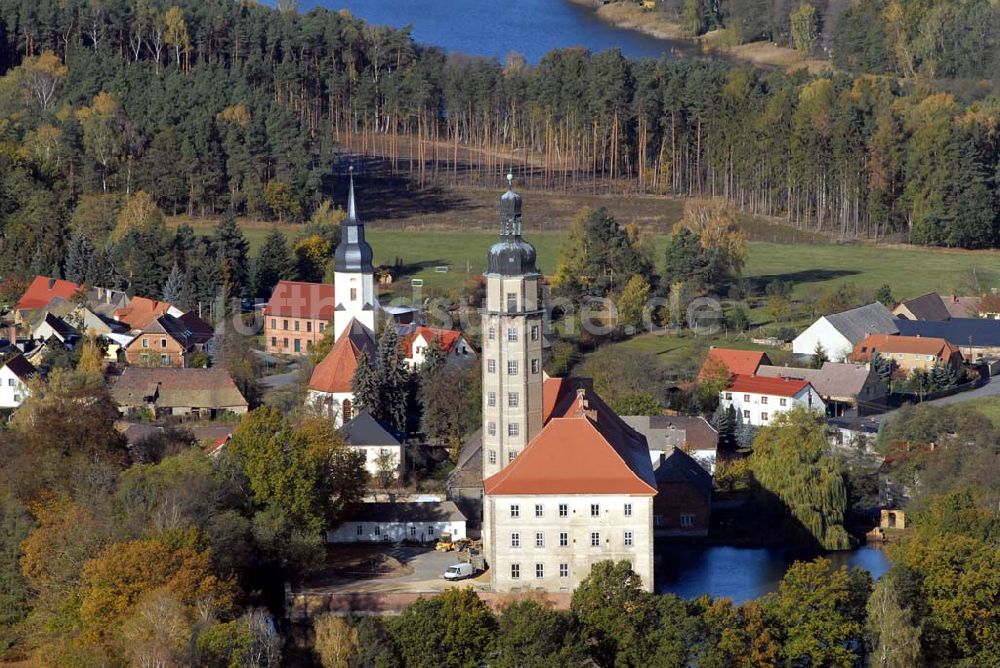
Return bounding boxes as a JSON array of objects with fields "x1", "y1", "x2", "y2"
[{"x1": 1, "y1": 0, "x2": 1000, "y2": 256}]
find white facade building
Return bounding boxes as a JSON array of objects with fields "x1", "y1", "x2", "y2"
[
  {"x1": 792, "y1": 302, "x2": 898, "y2": 361},
  {"x1": 0, "y1": 355, "x2": 35, "y2": 409},
  {"x1": 326, "y1": 501, "x2": 467, "y2": 544},
  {"x1": 719, "y1": 375, "x2": 826, "y2": 427}
]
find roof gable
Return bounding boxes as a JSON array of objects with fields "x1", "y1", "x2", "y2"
[
  {"x1": 2, "y1": 354, "x2": 36, "y2": 381},
  {"x1": 756, "y1": 362, "x2": 874, "y2": 398},
  {"x1": 654, "y1": 447, "x2": 713, "y2": 500},
  {"x1": 308, "y1": 319, "x2": 375, "y2": 394},
  {"x1": 15, "y1": 276, "x2": 81, "y2": 311},
  {"x1": 340, "y1": 409, "x2": 403, "y2": 446},
  {"x1": 111, "y1": 367, "x2": 247, "y2": 408},
  {"x1": 114, "y1": 296, "x2": 174, "y2": 330},
  {"x1": 854, "y1": 333, "x2": 958, "y2": 357},
  {"x1": 895, "y1": 292, "x2": 952, "y2": 321},
  {"x1": 699, "y1": 347, "x2": 770, "y2": 379},
  {"x1": 823, "y1": 303, "x2": 898, "y2": 345}
]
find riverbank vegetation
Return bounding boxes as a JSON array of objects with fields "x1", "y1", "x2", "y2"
[{"x1": 3, "y1": 0, "x2": 1000, "y2": 275}]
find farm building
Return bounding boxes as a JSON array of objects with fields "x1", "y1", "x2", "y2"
[{"x1": 326, "y1": 501, "x2": 467, "y2": 544}]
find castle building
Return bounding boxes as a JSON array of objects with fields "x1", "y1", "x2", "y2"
[{"x1": 481, "y1": 179, "x2": 656, "y2": 593}]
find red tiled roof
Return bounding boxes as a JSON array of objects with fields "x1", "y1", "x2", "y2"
[
  {"x1": 15, "y1": 276, "x2": 81, "y2": 311},
  {"x1": 265, "y1": 280, "x2": 335, "y2": 321},
  {"x1": 852, "y1": 334, "x2": 960, "y2": 359},
  {"x1": 699, "y1": 347, "x2": 770, "y2": 379},
  {"x1": 485, "y1": 385, "x2": 657, "y2": 496},
  {"x1": 727, "y1": 374, "x2": 810, "y2": 397},
  {"x1": 114, "y1": 296, "x2": 173, "y2": 330},
  {"x1": 308, "y1": 322, "x2": 373, "y2": 394},
  {"x1": 401, "y1": 326, "x2": 464, "y2": 355}
]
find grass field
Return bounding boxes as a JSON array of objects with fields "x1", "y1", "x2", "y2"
[{"x1": 950, "y1": 397, "x2": 1000, "y2": 426}]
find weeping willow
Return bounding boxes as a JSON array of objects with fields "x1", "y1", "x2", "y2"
[{"x1": 750, "y1": 408, "x2": 852, "y2": 550}]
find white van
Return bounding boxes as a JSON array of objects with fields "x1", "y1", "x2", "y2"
[{"x1": 443, "y1": 563, "x2": 475, "y2": 580}]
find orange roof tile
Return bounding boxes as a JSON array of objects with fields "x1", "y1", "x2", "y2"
[
  {"x1": 699, "y1": 347, "x2": 770, "y2": 379},
  {"x1": 852, "y1": 334, "x2": 960, "y2": 359},
  {"x1": 114, "y1": 296, "x2": 173, "y2": 330},
  {"x1": 727, "y1": 374, "x2": 810, "y2": 397},
  {"x1": 308, "y1": 320, "x2": 375, "y2": 394},
  {"x1": 264, "y1": 280, "x2": 335, "y2": 321},
  {"x1": 542, "y1": 377, "x2": 575, "y2": 422},
  {"x1": 485, "y1": 385, "x2": 657, "y2": 496},
  {"x1": 15, "y1": 276, "x2": 81, "y2": 311},
  {"x1": 401, "y1": 326, "x2": 465, "y2": 355}
]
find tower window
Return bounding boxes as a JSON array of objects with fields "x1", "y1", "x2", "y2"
[
  {"x1": 508, "y1": 423, "x2": 519, "y2": 437},
  {"x1": 535, "y1": 532, "x2": 544, "y2": 548},
  {"x1": 531, "y1": 325, "x2": 539, "y2": 341},
  {"x1": 487, "y1": 359, "x2": 496, "y2": 373},
  {"x1": 488, "y1": 450, "x2": 496, "y2": 465},
  {"x1": 488, "y1": 326, "x2": 495, "y2": 340},
  {"x1": 508, "y1": 392, "x2": 518, "y2": 407},
  {"x1": 531, "y1": 359, "x2": 540, "y2": 374},
  {"x1": 507, "y1": 327, "x2": 518, "y2": 342},
  {"x1": 507, "y1": 292, "x2": 517, "y2": 311},
  {"x1": 487, "y1": 421, "x2": 496, "y2": 436},
  {"x1": 487, "y1": 392, "x2": 496, "y2": 407},
  {"x1": 510, "y1": 504, "x2": 520, "y2": 518},
  {"x1": 507, "y1": 360, "x2": 518, "y2": 375},
  {"x1": 591, "y1": 532, "x2": 601, "y2": 547},
  {"x1": 350, "y1": 288, "x2": 357, "y2": 301}
]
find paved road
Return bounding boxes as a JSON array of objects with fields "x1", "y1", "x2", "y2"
[
  {"x1": 259, "y1": 368, "x2": 300, "y2": 389},
  {"x1": 877, "y1": 377, "x2": 1000, "y2": 423},
  {"x1": 301, "y1": 547, "x2": 487, "y2": 594}
]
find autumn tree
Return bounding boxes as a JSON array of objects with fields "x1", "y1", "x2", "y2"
[
  {"x1": 617, "y1": 274, "x2": 651, "y2": 333},
  {"x1": 18, "y1": 51, "x2": 68, "y2": 111},
  {"x1": 313, "y1": 614, "x2": 357, "y2": 668},
  {"x1": 390, "y1": 588, "x2": 497, "y2": 668},
  {"x1": 76, "y1": 92, "x2": 128, "y2": 192}
]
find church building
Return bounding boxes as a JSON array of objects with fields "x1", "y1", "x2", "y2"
[
  {"x1": 480, "y1": 178, "x2": 657, "y2": 593},
  {"x1": 306, "y1": 172, "x2": 379, "y2": 426}
]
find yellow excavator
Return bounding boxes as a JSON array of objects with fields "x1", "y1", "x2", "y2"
[{"x1": 435, "y1": 532, "x2": 473, "y2": 552}]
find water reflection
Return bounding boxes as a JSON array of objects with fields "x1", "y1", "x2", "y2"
[{"x1": 656, "y1": 544, "x2": 890, "y2": 604}]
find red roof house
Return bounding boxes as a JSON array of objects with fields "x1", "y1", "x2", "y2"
[
  {"x1": 264, "y1": 280, "x2": 336, "y2": 321},
  {"x1": 15, "y1": 276, "x2": 81, "y2": 312},
  {"x1": 699, "y1": 347, "x2": 771, "y2": 380}
]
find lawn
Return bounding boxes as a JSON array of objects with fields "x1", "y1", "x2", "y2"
[{"x1": 950, "y1": 396, "x2": 1000, "y2": 426}]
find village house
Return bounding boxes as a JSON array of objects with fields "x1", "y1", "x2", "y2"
[
  {"x1": 698, "y1": 347, "x2": 771, "y2": 380},
  {"x1": 399, "y1": 325, "x2": 476, "y2": 369},
  {"x1": 0, "y1": 354, "x2": 36, "y2": 410},
  {"x1": 792, "y1": 302, "x2": 898, "y2": 361},
  {"x1": 894, "y1": 318, "x2": 1000, "y2": 363},
  {"x1": 123, "y1": 314, "x2": 211, "y2": 368},
  {"x1": 326, "y1": 501, "x2": 467, "y2": 544},
  {"x1": 622, "y1": 415, "x2": 719, "y2": 472},
  {"x1": 719, "y1": 374, "x2": 826, "y2": 427},
  {"x1": 13, "y1": 276, "x2": 81, "y2": 322},
  {"x1": 852, "y1": 333, "x2": 962, "y2": 373},
  {"x1": 653, "y1": 447, "x2": 713, "y2": 537},
  {"x1": 113, "y1": 296, "x2": 182, "y2": 330},
  {"x1": 111, "y1": 367, "x2": 248, "y2": 418},
  {"x1": 28, "y1": 312, "x2": 80, "y2": 347},
  {"x1": 756, "y1": 362, "x2": 888, "y2": 416},
  {"x1": 447, "y1": 429, "x2": 485, "y2": 533},
  {"x1": 892, "y1": 292, "x2": 954, "y2": 321},
  {"x1": 340, "y1": 409, "x2": 406, "y2": 479},
  {"x1": 263, "y1": 280, "x2": 335, "y2": 356}
]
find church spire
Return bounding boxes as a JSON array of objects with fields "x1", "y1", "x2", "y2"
[
  {"x1": 487, "y1": 174, "x2": 537, "y2": 276},
  {"x1": 347, "y1": 166, "x2": 358, "y2": 222},
  {"x1": 334, "y1": 166, "x2": 374, "y2": 274}
]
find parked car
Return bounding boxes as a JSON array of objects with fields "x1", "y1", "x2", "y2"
[{"x1": 443, "y1": 563, "x2": 475, "y2": 581}]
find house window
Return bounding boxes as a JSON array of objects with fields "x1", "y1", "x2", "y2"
[
  {"x1": 160, "y1": 339, "x2": 167, "y2": 348},
  {"x1": 487, "y1": 421, "x2": 496, "y2": 436},
  {"x1": 356, "y1": 525, "x2": 363, "y2": 536},
  {"x1": 426, "y1": 526, "x2": 435, "y2": 538},
  {"x1": 487, "y1": 359, "x2": 496, "y2": 373},
  {"x1": 531, "y1": 359, "x2": 540, "y2": 374},
  {"x1": 12, "y1": 394, "x2": 19, "y2": 403},
  {"x1": 624, "y1": 503, "x2": 632, "y2": 517},
  {"x1": 160, "y1": 354, "x2": 169, "y2": 365},
  {"x1": 535, "y1": 504, "x2": 544, "y2": 518},
  {"x1": 6, "y1": 379, "x2": 12, "y2": 386},
  {"x1": 743, "y1": 410, "x2": 750, "y2": 419},
  {"x1": 654, "y1": 515, "x2": 664, "y2": 527},
  {"x1": 511, "y1": 532, "x2": 520, "y2": 548},
  {"x1": 283, "y1": 319, "x2": 288, "y2": 330},
  {"x1": 511, "y1": 564, "x2": 520, "y2": 579},
  {"x1": 535, "y1": 532, "x2": 544, "y2": 548},
  {"x1": 410, "y1": 526, "x2": 416, "y2": 538},
  {"x1": 508, "y1": 392, "x2": 518, "y2": 407},
  {"x1": 624, "y1": 531, "x2": 633, "y2": 547},
  {"x1": 591, "y1": 503, "x2": 600, "y2": 517},
  {"x1": 306, "y1": 341, "x2": 312, "y2": 351},
  {"x1": 743, "y1": 394, "x2": 750, "y2": 402},
  {"x1": 283, "y1": 338, "x2": 289, "y2": 348},
  {"x1": 681, "y1": 514, "x2": 695, "y2": 528},
  {"x1": 507, "y1": 327, "x2": 518, "y2": 342},
  {"x1": 374, "y1": 526, "x2": 381, "y2": 537},
  {"x1": 270, "y1": 318, "x2": 276, "y2": 329},
  {"x1": 559, "y1": 563, "x2": 569, "y2": 578},
  {"x1": 141, "y1": 338, "x2": 149, "y2": 348},
  {"x1": 590, "y1": 532, "x2": 601, "y2": 547},
  {"x1": 507, "y1": 292, "x2": 517, "y2": 311},
  {"x1": 559, "y1": 532, "x2": 568, "y2": 547},
  {"x1": 531, "y1": 325, "x2": 539, "y2": 341},
  {"x1": 488, "y1": 450, "x2": 497, "y2": 465},
  {"x1": 559, "y1": 504, "x2": 568, "y2": 517},
  {"x1": 725, "y1": 392, "x2": 732, "y2": 400},
  {"x1": 487, "y1": 392, "x2": 496, "y2": 407},
  {"x1": 508, "y1": 423, "x2": 519, "y2": 437},
  {"x1": 488, "y1": 326, "x2": 495, "y2": 340},
  {"x1": 780, "y1": 398, "x2": 787, "y2": 407},
  {"x1": 319, "y1": 322, "x2": 325, "y2": 332},
  {"x1": 294, "y1": 321, "x2": 300, "y2": 332},
  {"x1": 508, "y1": 450, "x2": 518, "y2": 462},
  {"x1": 510, "y1": 504, "x2": 520, "y2": 518},
  {"x1": 342, "y1": 399, "x2": 353, "y2": 422},
  {"x1": 507, "y1": 360, "x2": 518, "y2": 375},
  {"x1": 761, "y1": 396, "x2": 768, "y2": 405},
  {"x1": 350, "y1": 288, "x2": 357, "y2": 301},
  {"x1": 306, "y1": 321, "x2": 312, "y2": 333},
  {"x1": 535, "y1": 563, "x2": 544, "y2": 579},
  {"x1": 270, "y1": 337, "x2": 277, "y2": 347},
  {"x1": 761, "y1": 412, "x2": 769, "y2": 422}
]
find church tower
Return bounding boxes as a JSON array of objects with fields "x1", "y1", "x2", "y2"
[
  {"x1": 481, "y1": 175, "x2": 545, "y2": 480},
  {"x1": 333, "y1": 170, "x2": 378, "y2": 340}
]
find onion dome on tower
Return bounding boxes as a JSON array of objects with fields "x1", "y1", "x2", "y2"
[
  {"x1": 487, "y1": 174, "x2": 539, "y2": 276},
  {"x1": 334, "y1": 168, "x2": 375, "y2": 274}
]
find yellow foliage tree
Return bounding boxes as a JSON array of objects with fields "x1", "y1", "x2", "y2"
[
  {"x1": 674, "y1": 199, "x2": 748, "y2": 277},
  {"x1": 19, "y1": 51, "x2": 68, "y2": 111},
  {"x1": 112, "y1": 190, "x2": 163, "y2": 241},
  {"x1": 313, "y1": 614, "x2": 358, "y2": 668}
]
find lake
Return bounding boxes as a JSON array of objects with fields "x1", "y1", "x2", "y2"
[
  {"x1": 656, "y1": 544, "x2": 891, "y2": 604},
  {"x1": 298, "y1": 0, "x2": 688, "y2": 63}
]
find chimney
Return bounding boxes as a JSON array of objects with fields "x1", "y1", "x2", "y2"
[{"x1": 48, "y1": 277, "x2": 56, "y2": 290}]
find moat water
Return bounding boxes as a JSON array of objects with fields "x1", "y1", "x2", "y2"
[
  {"x1": 300, "y1": 0, "x2": 690, "y2": 62},
  {"x1": 655, "y1": 544, "x2": 891, "y2": 603}
]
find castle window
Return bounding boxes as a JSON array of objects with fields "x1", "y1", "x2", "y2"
[
  {"x1": 488, "y1": 327, "x2": 495, "y2": 340},
  {"x1": 487, "y1": 359, "x2": 496, "y2": 373},
  {"x1": 487, "y1": 392, "x2": 496, "y2": 407},
  {"x1": 590, "y1": 532, "x2": 600, "y2": 547},
  {"x1": 510, "y1": 532, "x2": 520, "y2": 548},
  {"x1": 507, "y1": 327, "x2": 518, "y2": 342},
  {"x1": 507, "y1": 360, "x2": 518, "y2": 375},
  {"x1": 531, "y1": 359, "x2": 540, "y2": 374},
  {"x1": 535, "y1": 563, "x2": 544, "y2": 579},
  {"x1": 591, "y1": 504, "x2": 600, "y2": 517},
  {"x1": 508, "y1": 392, "x2": 518, "y2": 407},
  {"x1": 511, "y1": 564, "x2": 520, "y2": 579},
  {"x1": 559, "y1": 532, "x2": 568, "y2": 547},
  {"x1": 531, "y1": 325, "x2": 539, "y2": 341},
  {"x1": 487, "y1": 421, "x2": 496, "y2": 436},
  {"x1": 507, "y1": 292, "x2": 517, "y2": 311},
  {"x1": 559, "y1": 563, "x2": 568, "y2": 578},
  {"x1": 535, "y1": 504, "x2": 543, "y2": 518},
  {"x1": 624, "y1": 503, "x2": 632, "y2": 517},
  {"x1": 559, "y1": 504, "x2": 568, "y2": 517},
  {"x1": 488, "y1": 450, "x2": 496, "y2": 465},
  {"x1": 624, "y1": 531, "x2": 633, "y2": 547},
  {"x1": 535, "y1": 532, "x2": 544, "y2": 548},
  {"x1": 508, "y1": 423, "x2": 519, "y2": 437},
  {"x1": 510, "y1": 504, "x2": 520, "y2": 518}
]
